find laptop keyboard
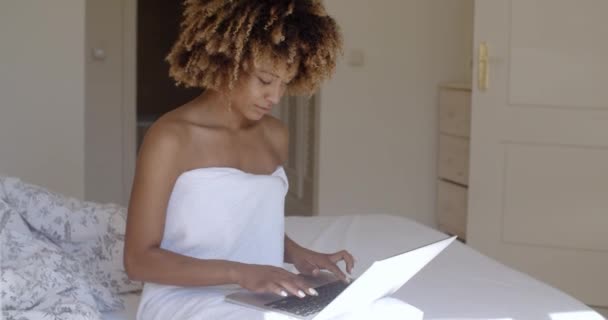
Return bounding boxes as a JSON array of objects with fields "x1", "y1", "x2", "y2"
[{"x1": 264, "y1": 280, "x2": 350, "y2": 317}]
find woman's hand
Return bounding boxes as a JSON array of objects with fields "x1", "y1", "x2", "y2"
[
  {"x1": 288, "y1": 245, "x2": 355, "y2": 283},
  {"x1": 233, "y1": 263, "x2": 318, "y2": 298}
]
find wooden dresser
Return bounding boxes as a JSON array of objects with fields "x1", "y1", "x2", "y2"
[{"x1": 437, "y1": 82, "x2": 471, "y2": 241}]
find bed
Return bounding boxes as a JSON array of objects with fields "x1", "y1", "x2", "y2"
[
  {"x1": 102, "y1": 214, "x2": 603, "y2": 320},
  {"x1": 1, "y1": 177, "x2": 603, "y2": 320}
]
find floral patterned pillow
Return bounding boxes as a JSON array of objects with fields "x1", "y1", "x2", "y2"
[
  {"x1": 0, "y1": 193, "x2": 30, "y2": 235},
  {"x1": 0, "y1": 177, "x2": 143, "y2": 311},
  {"x1": 1, "y1": 228, "x2": 103, "y2": 317}
]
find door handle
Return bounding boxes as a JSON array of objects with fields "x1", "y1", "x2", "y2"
[{"x1": 478, "y1": 42, "x2": 489, "y2": 91}]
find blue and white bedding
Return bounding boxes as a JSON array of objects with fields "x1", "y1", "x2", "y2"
[{"x1": 0, "y1": 177, "x2": 142, "y2": 320}]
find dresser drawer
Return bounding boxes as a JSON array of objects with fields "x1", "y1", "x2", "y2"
[
  {"x1": 438, "y1": 134, "x2": 470, "y2": 185},
  {"x1": 437, "y1": 179, "x2": 467, "y2": 240},
  {"x1": 439, "y1": 88, "x2": 471, "y2": 137}
]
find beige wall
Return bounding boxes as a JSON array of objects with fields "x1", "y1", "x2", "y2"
[
  {"x1": 0, "y1": 0, "x2": 473, "y2": 221},
  {"x1": 0, "y1": 0, "x2": 86, "y2": 199},
  {"x1": 85, "y1": 0, "x2": 135, "y2": 206},
  {"x1": 317, "y1": 0, "x2": 474, "y2": 226}
]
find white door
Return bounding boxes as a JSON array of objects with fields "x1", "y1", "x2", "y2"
[{"x1": 468, "y1": 0, "x2": 608, "y2": 306}]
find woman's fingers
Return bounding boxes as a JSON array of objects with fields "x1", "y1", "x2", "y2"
[
  {"x1": 278, "y1": 280, "x2": 306, "y2": 298},
  {"x1": 329, "y1": 250, "x2": 355, "y2": 275},
  {"x1": 299, "y1": 260, "x2": 320, "y2": 276},
  {"x1": 277, "y1": 270, "x2": 317, "y2": 298},
  {"x1": 278, "y1": 278, "x2": 316, "y2": 298},
  {"x1": 292, "y1": 276, "x2": 319, "y2": 297},
  {"x1": 320, "y1": 259, "x2": 348, "y2": 282},
  {"x1": 267, "y1": 283, "x2": 288, "y2": 297}
]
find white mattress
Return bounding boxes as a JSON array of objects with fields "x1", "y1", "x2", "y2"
[{"x1": 102, "y1": 214, "x2": 604, "y2": 320}]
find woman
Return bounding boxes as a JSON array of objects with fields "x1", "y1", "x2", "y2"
[{"x1": 124, "y1": 1, "x2": 355, "y2": 319}]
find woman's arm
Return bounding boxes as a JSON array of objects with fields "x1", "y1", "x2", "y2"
[
  {"x1": 284, "y1": 235, "x2": 302, "y2": 264},
  {"x1": 123, "y1": 120, "x2": 239, "y2": 286},
  {"x1": 126, "y1": 247, "x2": 242, "y2": 286}
]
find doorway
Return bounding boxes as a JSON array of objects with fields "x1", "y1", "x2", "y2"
[{"x1": 135, "y1": 0, "x2": 199, "y2": 148}]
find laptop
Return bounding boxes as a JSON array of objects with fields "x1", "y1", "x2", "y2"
[{"x1": 225, "y1": 236, "x2": 457, "y2": 320}]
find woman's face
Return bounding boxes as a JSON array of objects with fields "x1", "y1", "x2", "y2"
[{"x1": 229, "y1": 60, "x2": 293, "y2": 121}]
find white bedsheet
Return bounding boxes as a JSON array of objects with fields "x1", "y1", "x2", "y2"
[{"x1": 102, "y1": 214, "x2": 604, "y2": 320}]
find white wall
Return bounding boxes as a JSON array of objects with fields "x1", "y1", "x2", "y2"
[
  {"x1": 318, "y1": 0, "x2": 474, "y2": 226},
  {"x1": 0, "y1": 1, "x2": 86, "y2": 199},
  {"x1": 0, "y1": 0, "x2": 473, "y2": 217}
]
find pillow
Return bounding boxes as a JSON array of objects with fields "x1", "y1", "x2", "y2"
[
  {"x1": 0, "y1": 191, "x2": 30, "y2": 235},
  {"x1": 1, "y1": 228, "x2": 103, "y2": 317},
  {"x1": 0, "y1": 177, "x2": 142, "y2": 310}
]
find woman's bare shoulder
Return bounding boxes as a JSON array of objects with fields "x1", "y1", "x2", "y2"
[
  {"x1": 136, "y1": 112, "x2": 198, "y2": 172},
  {"x1": 143, "y1": 115, "x2": 190, "y2": 150}
]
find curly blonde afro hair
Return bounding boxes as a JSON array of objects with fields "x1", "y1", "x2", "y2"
[{"x1": 166, "y1": 0, "x2": 342, "y2": 96}]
